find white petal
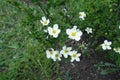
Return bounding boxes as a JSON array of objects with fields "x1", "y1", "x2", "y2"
[
  {"x1": 66, "y1": 29, "x2": 71, "y2": 35},
  {"x1": 60, "y1": 50, "x2": 63, "y2": 54},
  {"x1": 50, "y1": 48, "x2": 54, "y2": 51},
  {"x1": 72, "y1": 51, "x2": 77, "y2": 54},
  {"x1": 52, "y1": 58, "x2": 56, "y2": 61},
  {"x1": 51, "y1": 54, "x2": 55, "y2": 59},
  {"x1": 75, "y1": 35, "x2": 80, "y2": 41},
  {"x1": 70, "y1": 59, "x2": 74, "y2": 62},
  {"x1": 81, "y1": 17, "x2": 85, "y2": 20},
  {"x1": 53, "y1": 34, "x2": 58, "y2": 38},
  {"x1": 48, "y1": 27, "x2": 53, "y2": 35},
  {"x1": 77, "y1": 31, "x2": 83, "y2": 36},
  {"x1": 68, "y1": 47, "x2": 72, "y2": 51},
  {"x1": 42, "y1": 16, "x2": 46, "y2": 21},
  {"x1": 107, "y1": 46, "x2": 111, "y2": 50},
  {"x1": 64, "y1": 54, "x2": 68, "y2": 58},
  {"x1": 63, "y1": 46, "x2": 66, "y2": 50},
  {"x1": 46, "y1": 19, "x2": 50, "y2": 25},
  {"x1": 73, "y1": 26, "x2": 77, "y2": 29},
  {"x1": 53, "y1": 24, "x2": 58, "y2": 29},
  {"x1": 77, "y1": 53, "x2": 81, "y2": 57},
  {"x1": 46, "y1": 50, "x2": 49, "y2": 54},
  {"x1": 48, "y1": 27, "x2": 52, "y2": 31},
  {"x1": 58, "y1": 58, "x2": 61, "y2": 61},
  {"x1": 104, "y1": 40, "x2": 108, "y2": 43},
  {"x1": 40, "y1": 20, "x2": 44, "y2": 24},
  {"x1": 108, "y1": 42, "x2": 112, "y2": 45},
  {"x1": 57, "y1": 29, "x2": 61, "y2": 34},
  {"x1": 46, "y1": 54, "x2": 51, "y2": 58},
  {"x1": 113, "y1": 48, "x2": 116, "y2": 51},
  {"x1": 76, "y1": 58, "x2": 80, "y2": 61},
  {"x1": 68, "y1": 35, "x2": 73, "y2": 39},
  {"x1": 47, "y1": 19, "x2": 50, "y2": 23},
  {"x1": 69, "y1": 51, "x2": 73, "y2": 56},
  {"x1": 79, "y1": 16, "x2": 85, "y2": 20},
  {"x1": 102, "y1": 44, "x2": 107, "y2": 50}
]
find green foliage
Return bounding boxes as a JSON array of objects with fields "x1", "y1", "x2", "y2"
[{"x1": 0, "y1": 0, "x2": 54, "y2": 80}]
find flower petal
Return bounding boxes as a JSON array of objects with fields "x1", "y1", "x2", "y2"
[
  {"x1": 76, "y1": 58, "x2": 80, "y2": 61},
  {"x1": 42, "y1": 16, "x2": 46, "y2": 21},
  {"x1": 53, "y1": 24, "x2": 58, "y2": 29},
  {"x1": 66, "y1": 29, "x2": 71, "y2": 35}
]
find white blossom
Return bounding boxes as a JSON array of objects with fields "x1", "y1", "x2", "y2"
[
  {"x1": 79, "y1": 12, "x2": 86, "y2": 20},
  {"x1": 46, "y1": 48, "x2": 55, "y2": 59},
  {"x1": 48, "y1": 24, "x2": 61, "y2": 38},
  {"x1": 66, "y1": 26, "x2": 83, "y2": 41},
  {"x1": 114, "y1": 48, "x2": 120, "y2": 54},
  {"x1": 85, "y1": 27, "x2": 93, "y2": 34},
  {"x1": 69, "y1": 50, "x2": 81, "y2": 62},
  {"x1": 52, "y1": 50, "x2": 62, "y2": 61},
  {"x1": 40, "y1": 16, "x2": 50, "y2": 26},
  {"x1": 101, "y1": 40, "x2": 112, "y2": 50},
  {"x1": 60, "y1": 46, "x2": 72, "y2": 58}
]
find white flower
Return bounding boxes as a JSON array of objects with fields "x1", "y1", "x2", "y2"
[
  {"x1": 119, "y1": 25, "x2": 120, "y2": 29},
  {"x1": 48, "y1": 24, "x2": 61, "y2": 38},
  {"x1": 101, "y1": 40, "x2": 112, "y2": 50},
  {"x1": 60, "y1": 46, "x2": 72, "y2": 58},
  {"x1": 113, "y1": 48, "x2": 120, "y2": 54},
  {"x1": 66, "y1": 26, "x2": 83, "y2": 41},
  {"x1": 52, "y1": 50, "x2": 62, "y2": 61},
  {"x1": 46, "y1": 48, "x2": 55, "y2": 59},
  {"x1": 40, "y1": 16, "x2": 50, "y2": 26},
  {"x1": 69, "y1": 51, "x2": 81, "y2": 62},
  {"x1": 85, "y1": 27, "x2": 93, "y2": 34},
  {"x1": 79, "y1": 12, "x2": 86, "y2": 20}
]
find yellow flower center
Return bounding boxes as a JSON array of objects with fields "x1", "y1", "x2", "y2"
[
  {"x1": 55, "y1": 54, "x2": 59, "y2": 58},
  {"x1": 64, "y1": 49, "x2": 69, "y2": 53},
  {"x1": 50, "y1": 51, "x2": 53, "y2": 55},
  {"x1": 43, "y1": 21, "x2": 48, "y2": 24},
  {"x1": 71, "y1": 32, "x2": 76, "y2": 37},
  {"x1": 52, "y1": 29, "x2": 57, "y2": 34},
  {"x1": 72, "y1": 54, "x2": 77, "y2": 58},
  {"x1": 105, "y1": 44, "x2": 108, "y2": 47}
]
